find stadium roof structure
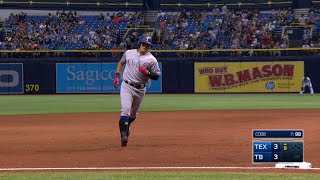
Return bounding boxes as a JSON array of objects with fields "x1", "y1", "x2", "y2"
[{"x1": 0, "y1": 0, "x2": 295, "y2": 11}]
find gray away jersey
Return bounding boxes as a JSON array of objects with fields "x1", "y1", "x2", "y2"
[
  {"x1": 120, "y1": 49, "x2": 161, "y2": 85},
  {"x1": 302, "y1": 77, "x2": 311, "y2": 83}
]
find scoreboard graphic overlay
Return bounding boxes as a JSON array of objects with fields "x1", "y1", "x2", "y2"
[{"x1": 252, "y1": 130, "x2": 303, "y2": 163}]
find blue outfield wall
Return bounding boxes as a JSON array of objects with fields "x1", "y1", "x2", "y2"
[
  {"x1": 56, "y1": 63, "x2": 162, "y2": 93},
  {"x1": 0, "y1": 57, "x2": 319, "y2": 94},
  {"x1": 162, "y1": 60, "x2": 194, "y2": 93},
  {"x1": 24, "y1": 62, "x2": 56, "y2": 94}
]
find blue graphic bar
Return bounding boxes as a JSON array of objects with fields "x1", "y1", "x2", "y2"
[
  {"x1": 253, "y1": 152, "x2": 271, "y2": 163},
  {"x1": 253, "y1": 130, "x2": 303, "y2": 138},
  {"x1": 253, "y1": 141, "x2": 272, "y2": 152}
]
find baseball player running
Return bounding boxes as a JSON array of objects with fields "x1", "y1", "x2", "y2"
[
  {"x1": 113, "y1": 35, "x2": 161, "y2": 147},
  {"x1": 300, "y1": 76, "x2": 314, "y2": 95}
]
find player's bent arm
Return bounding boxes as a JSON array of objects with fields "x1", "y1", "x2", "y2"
[
  {"x1": 116, "y1": 61, "x2": 125, "y2": 77},
  {"x1": 147, "y1": 71, "x2": 159, "y2": 80},
  {"x1": 148, "y1": 59, "x2": 161, "y2": 80}
]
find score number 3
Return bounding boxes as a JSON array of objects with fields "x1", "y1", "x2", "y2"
[
  {"x1": 273, "y1": 143, "x2": 278, "y2": 150},
  {"x1": 273, "y1": 143, "x2": 279, "y2": 160}
]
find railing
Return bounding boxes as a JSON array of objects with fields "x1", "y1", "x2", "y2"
[
  {"x1": 312, "y1": 0, "x2": 320, "y2": 5},
  {"x1": 281, "y1": 25, "x2": 314, "y2": 48},
  {"x1": 137, "y1": 25, "x2": 150, "y2": 28},
  {"x1": 282, "y1": 25, "x2": 314, "y2": 37}
]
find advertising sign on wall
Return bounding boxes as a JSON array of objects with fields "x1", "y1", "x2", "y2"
[
  {"x1": 195, "y1": 62, "x2": 304, "y2": 93},
  {"x1": 56, "y1": 63, "x2": 162, "y2": 93}
]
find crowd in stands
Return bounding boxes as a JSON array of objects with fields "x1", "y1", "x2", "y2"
[
  {"x1": 1, "y1": 6, "x2": 320, "y2": 58},
  {"x1": 3, "y1": 11, "x2": 80, "y2": 51},
  {"x1": 1, "y1": 10, "x2": 143, "y2": 57},
  {"x1": 155, "y1": 7, "x2": 296, "y2": 57}
]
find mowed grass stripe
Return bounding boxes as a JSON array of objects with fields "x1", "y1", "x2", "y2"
[{"x1": 0, "y1": 94, "x2": 319, "y2": 115}]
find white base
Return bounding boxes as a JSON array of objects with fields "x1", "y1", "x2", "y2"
[{"x1": 275, "y1": 162, "x2": 312, "y2": 169}]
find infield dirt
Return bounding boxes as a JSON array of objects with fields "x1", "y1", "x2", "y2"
[{"x1": 0, "y1": 109, "x2": 319, "y2": 173}]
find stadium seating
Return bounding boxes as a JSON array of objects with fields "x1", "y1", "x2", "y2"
[
  {"x1": 2, "y1": 12, "x2": 142, "y2": 52},
  {"x1": 2, "y1": 8, "x2": 318, "y2": 58}
]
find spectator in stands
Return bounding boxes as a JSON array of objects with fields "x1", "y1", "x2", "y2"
[
  {"x1": 282, "y1": 32, "x2": 290, "y2": 46},
  {"x1": 111, "y1": 44, "x2": 120, "y2": 58},
  {"x1": 302, "y1": 42, "x2": 310, "y2": 55},
  {"x1": 221, "y1": 4, "x2": 227, "y2": 15},
  {"x1": 262, "y1": 32, "x2": 271, "y2": 56},
  {"x1": 61, "y1": 10, "x2": 67, "y2": 17},
  {"x1": 74, "y1": 11, "x2": 78, "y2": 17},
  {"x1": 303, "y1": 31, "x2": 310, "y2": 42},
  {"x1": 96, "y1": 25, "x2": 103, "y2": 34},
  {"x1": 180, "y1": 9, "x2": 187, "y2": 19},
  {"x1": 46, "y1": 13, "x2": 53, "y2": 24},
  {"x1": 309, "y1": 41, "x2": 316, "y2": 55},
  {"x1": 299, "y1": 14, "x2": 307, "y2": 25},
  {"x1": 280, "y1": 41, "x2": 288, "y2": 56},
  {"x1": 113, "y1": 15, "x2": 120, "y2": 23},
  {"x1": 110, "y1": 13, "x2": 115, "y2": 20},
  {"x1": 117, "y1": 11, "x2": 124, "y2": 17},
  {"x1": 271, "y1": 41, "x2": 279, "y2": 56},
  {"x1": 212, "y1": 6, "x2": 220, "y2": 17},
  {"x1": 18, "y1": 12, "x2": 27, "y2": 23},
  {"x1": 157, "y1": 10, "x2": 166, "y2": 18},
  {"x1": 98, "y1": 13, "x2": 104, "y2": 20}
]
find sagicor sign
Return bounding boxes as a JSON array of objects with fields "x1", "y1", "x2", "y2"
[{"x1": 56, "y1": 63, "x2": 162, "y2": 93}]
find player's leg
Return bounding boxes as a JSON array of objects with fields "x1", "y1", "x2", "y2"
[
  {"x1": 119, "y1": 82, "x2": 134, "y2": 147},
  {"x1": 309, "y1": 85, "x2": 314, "y2": 94},
  {"x1": 300, "y1": 84, "x2": 306, "y2": 95},
  {"x1": 300, "y1": 87, "x2": 304, "y2": 95},
  {"x1": 129, "y1": 91, "x2": 145, "y2": 125},
  {"x1": 125, "y1": 90, "x2": 145, "y2": 140}
]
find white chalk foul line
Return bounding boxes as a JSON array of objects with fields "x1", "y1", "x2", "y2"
[{"x1": 0, "y1": 166, "x2": 320, "y2": 171}]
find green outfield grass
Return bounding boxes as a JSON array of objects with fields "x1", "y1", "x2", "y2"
[
  {"x1": 0, "y1": 172, "x2": 319, "y2": 180},
  {"x1": 0, "y1": 94, "x2": 319, "y2": 115}
]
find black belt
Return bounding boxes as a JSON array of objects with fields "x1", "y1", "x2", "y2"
[{"x1": 124, "y1": 80, "x2": 146, "y2": 89}]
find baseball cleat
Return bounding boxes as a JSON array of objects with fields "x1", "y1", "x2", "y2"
[
  {"x1": 121, "y1": 137, "x2": 128, "y2": 147},
  {"x1": 121, "y1": 132, "x2": 128, "y2": 147}
]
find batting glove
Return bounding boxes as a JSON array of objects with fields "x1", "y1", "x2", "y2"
[
  {"x1": 139, "y1": 66, "x2": 148, "y2": 76},
  {"x1": 113, "y1": 76, "x2": 119, "y2": 89}
]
